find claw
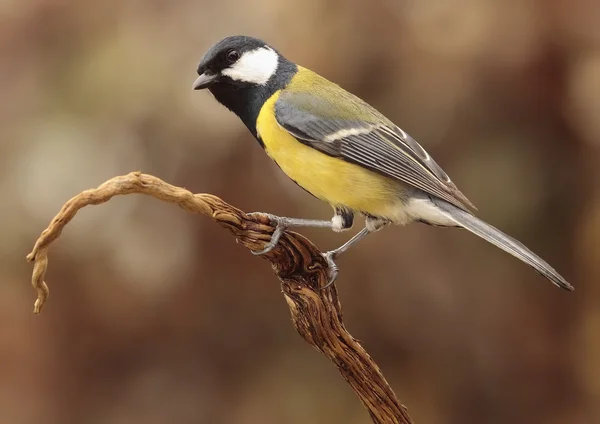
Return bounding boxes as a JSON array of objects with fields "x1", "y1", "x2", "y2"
[
  {"x1": 321, "y1": 250, "x2": 339, "y2": 289},
  {"x1": 248, "y1": 213, "x2": 288, "y2": 255},
  {"x1": 251, "y1": 224, "x2": 286, "y2": 255}
]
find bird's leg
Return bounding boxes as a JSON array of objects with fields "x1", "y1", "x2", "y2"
[
  {"x1": 248, "y1": 208, "x2": 354, "y2": 255},
  {"x1": 322, "y1": 228, "x2": 371, "y2": 289},
  {"x1": 322, "y1": 217, "x2": 389, "y2": 289},
  {"x1": 248, "y1": 213, "x2": 334, "y2": 255}
]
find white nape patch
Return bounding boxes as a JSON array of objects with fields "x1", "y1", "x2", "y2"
[
  {"x1": 221, "y1": 47, "x2": 278, "y2": 85},
  {"x1": 332, "y1": 215, "x2": 344, "y2": 232},
  {"x1": 324, "y1": 126, "x2": 373, "y2": 142},
  {"x1": 404, "y1": 198, "x2": 458, "y2": 227}
]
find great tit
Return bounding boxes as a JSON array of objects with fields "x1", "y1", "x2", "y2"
[{"x1": 192, "y1": 35, "x2": 573, "y2": 291}]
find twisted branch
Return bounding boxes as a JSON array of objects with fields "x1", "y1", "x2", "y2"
[{"x1": 26, "y1": 171, "x2": 413, "y2": 424}]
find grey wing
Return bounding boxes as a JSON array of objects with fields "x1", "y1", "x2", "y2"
[{"x1": 275, "y1": 91, "x2": 476, "y2": 212}]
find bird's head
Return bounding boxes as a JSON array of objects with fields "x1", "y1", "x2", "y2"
[
  {"x1": 193, "y1": 36, "x2": 285, "y2": 91},
  {"x1": 192, "y1": 36, "x2": 298, "y2": 135}
]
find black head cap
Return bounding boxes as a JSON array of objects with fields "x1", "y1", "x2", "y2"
[{"x1": 196, "y1": 36, "x2": 270, "y2": 76}]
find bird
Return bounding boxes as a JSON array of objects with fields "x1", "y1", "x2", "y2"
[{"x1": 192, "y1": 35, "x2": 573, "y2": 292}]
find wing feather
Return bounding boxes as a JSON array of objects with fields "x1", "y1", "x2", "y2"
[{"x1": 275, "y1": 87, "x2": 475, "y2": 212}]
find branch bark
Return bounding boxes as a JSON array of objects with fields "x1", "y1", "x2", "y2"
[{"x1": 26, "y1": 171, "x2": 414, "y2": 424}]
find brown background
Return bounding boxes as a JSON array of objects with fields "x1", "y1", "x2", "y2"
[{"x1": 1, "y1": 0, "x2": 599, "y2": 423}]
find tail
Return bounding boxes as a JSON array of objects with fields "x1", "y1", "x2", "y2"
[{"x1": 432, "y1": 198, "x2": 574, "y2": 291}]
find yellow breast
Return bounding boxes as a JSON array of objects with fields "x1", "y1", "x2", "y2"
[{"x1": 256, "y1": 90, "x2": 403, "y2": 218}]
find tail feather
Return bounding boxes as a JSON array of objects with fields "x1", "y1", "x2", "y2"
[{"x1": 433, "y1": 199, "x2": 574, "y2": 291}]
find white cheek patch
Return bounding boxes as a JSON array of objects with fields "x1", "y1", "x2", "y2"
[{"x1": 221, "y1": 47, "x2": 279, "y2": 85}]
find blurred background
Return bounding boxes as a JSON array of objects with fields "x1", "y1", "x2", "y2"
[{"x1": 1, "y1": 0, "x2": 599, "y2": 423}]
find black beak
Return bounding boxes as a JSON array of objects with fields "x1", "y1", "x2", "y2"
[{"x1": 192, "y1": 71, "x2": 218, "y2": 90}]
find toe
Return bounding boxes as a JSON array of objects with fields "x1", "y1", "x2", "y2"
[
  {"x1": 321, "y1": 251, "x2": 339, "y2": 289},
  {"x1": 251, "y1": 243, "x2": 275, "y2": 255}
]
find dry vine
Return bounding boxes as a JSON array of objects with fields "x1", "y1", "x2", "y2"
[{"x1": 26, "y1": 171, "x2": 414, "y2": 424}]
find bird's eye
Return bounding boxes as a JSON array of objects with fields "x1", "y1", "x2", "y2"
[{"x1": 226, "y1": 49, "x2": 240, "y2": 63}]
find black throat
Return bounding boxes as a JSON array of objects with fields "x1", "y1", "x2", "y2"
[{"x1": 208, "y1": 57, "x2": 297, "y2": 139}]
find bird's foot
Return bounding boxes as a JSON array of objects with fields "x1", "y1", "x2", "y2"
[
  {"x1": 321, "y1": 250, "x2": 340, "y2": 290},
  {"x1": 248, "y1": 212, "x2": 341, "y2": 286},
  {"x1": 248, "y1": 213, "x2": 289, "y2": 255}
]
